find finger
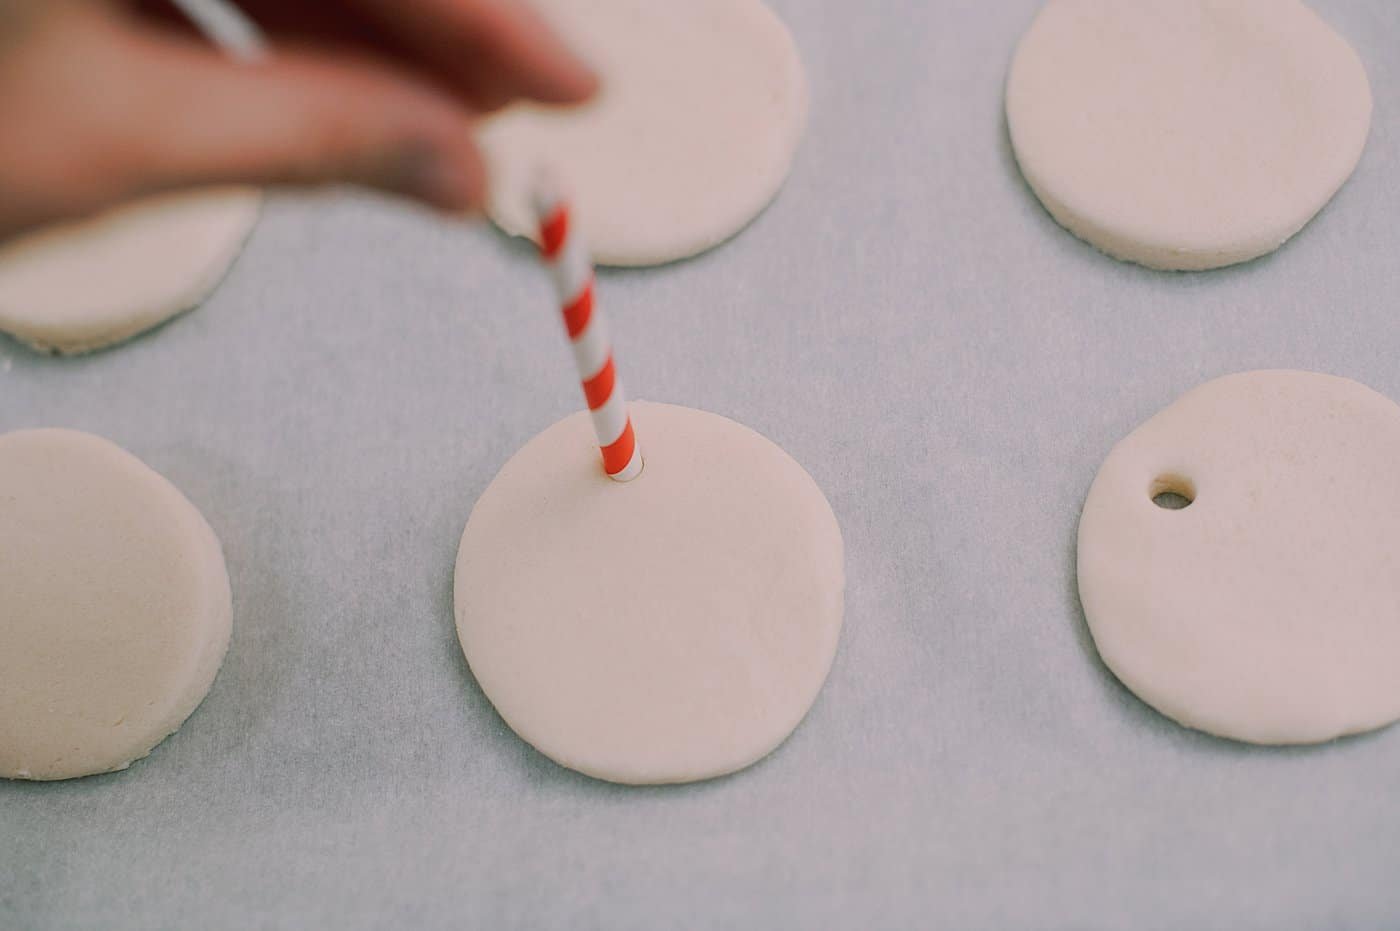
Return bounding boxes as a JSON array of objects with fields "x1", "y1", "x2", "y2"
[
  {"x1": 131, "y1": 0, "x2": 598, "y2": 113},
  {"x1": 346, "y1": 0, "x2": 598, "y2": 111},
  {"x1": 12, "y1": 9, "x2": 491, "y2": 215},
  {"x1": 128, "y1": 0, "x2": 388, "y2": 59}
]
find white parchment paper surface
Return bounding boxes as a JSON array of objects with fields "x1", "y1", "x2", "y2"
[{"x1": 3, "y1": 2, "x2": 1399, "y2": 927}]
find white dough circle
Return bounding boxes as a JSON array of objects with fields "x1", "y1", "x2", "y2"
[
  {"x1": 1006, "y1": 0, "x2": 1372, "y2": 270},
  {"x1": 1078, "y1": 371, "x2": 1400, "y2": 745},
  {"x1": 454, "y1": 402, "x2": 844, "y2": 784},
  {"x1": 0, "y1": 429, "x2": 232, "y2": 780},
  {"x1": 0, "y1": 188, "x2": 260, "y2": 353},
  {"x1": 479, "y1": 0, "x2": 808, "y2": 266}
]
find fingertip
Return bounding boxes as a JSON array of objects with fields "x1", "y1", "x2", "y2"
[
  {"x1": 556, "y1": 60, "x2": 600, "y2": 104},
  {"x1": 529, "y1": 29, "x2": 601, "y2": 105},
  {"x1": 471, "y1": 0, "x2": 601, "y2": 108},
  {"x1": 385, "y1": 137, "x2": 488, "y2": 212},
  {"x1": 536, "y1": 33, "x2": 601, "y2": 104},
  {"x1": 427, "y1": 151, "x2": 489, "y2": 212}
]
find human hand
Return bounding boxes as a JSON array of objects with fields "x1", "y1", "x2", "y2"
[{"x1": 0, "y1": 0, "x2": 596, "y2": 239}]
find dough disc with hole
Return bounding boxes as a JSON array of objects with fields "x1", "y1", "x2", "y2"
[
  {"x1": 1006, "y1": 0, "x2": 1371, "y2": 270},
  {"x1": 0, "y1": 429, "x2": 232, "y2": 780},
  {"x1": 1078, "y1": 371, "x2": 1400, "y2": 744},
  {"x1": 479, "y1": 0, "x2": 807, "y2": 266},
  {"x1": 0, "y1": 188, "x2": 259, "y2": 354},
  {"x1": 454, "y1": 402, "x2": 843, "y2": 784}
]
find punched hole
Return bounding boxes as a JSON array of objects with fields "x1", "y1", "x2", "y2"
[{"x1": 1150, "y1": 473, "x2": 1195, "y2": 510}]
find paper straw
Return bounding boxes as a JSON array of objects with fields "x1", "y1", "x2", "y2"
[
  {"x1": 169, "y1": 0, "x2": 268, "y2": 62},
  {"x1": 533, "y1": 184, "x2": 643, "y2": 482}
]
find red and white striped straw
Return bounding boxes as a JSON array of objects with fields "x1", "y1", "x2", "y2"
[{"x1": 533, "y1": 184, "x2": 643, "y2": 482}]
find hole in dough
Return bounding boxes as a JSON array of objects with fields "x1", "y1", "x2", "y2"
[{"x1": 1150, "y1": 474, "x2": 1195, "y2": 510}]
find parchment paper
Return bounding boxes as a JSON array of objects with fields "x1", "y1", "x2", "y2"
[{"x1": 3, "y1": 1, "x2": 1399, "y2": 927}]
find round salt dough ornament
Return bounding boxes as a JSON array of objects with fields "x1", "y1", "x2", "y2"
[
  {"x1": 1006, "y1": 0, "x2": 1372, "y2": 270},
  {"x1": 0, "y1": 188, "x2": 260, "y2": 353},
  {"x1": 0, "y1": 429, "x2": 232, "y2": 780},
  {"x1": 454, "y1": 402, "x2": 844, "y2": 784},
  {"x1": 479, "y1": 0, "x2": 808, "y2": 266},
  {"x1": 1078, "y1": 371, "x2": 1400, "y2": 744}
]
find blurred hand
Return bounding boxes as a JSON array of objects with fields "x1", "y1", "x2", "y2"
[{"x1": 0, "y1": 0, "x2": 595, "y2": 239}]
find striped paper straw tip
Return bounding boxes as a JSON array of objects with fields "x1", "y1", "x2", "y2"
[{"x1": 533, "y1": 182, "x2": 642, "y2": 482}]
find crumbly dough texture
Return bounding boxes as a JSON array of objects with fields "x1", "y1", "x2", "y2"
[
  {"x1": 0, "y1": 188, "x2": 260, "y2": 354},
  {"x1": 0, "y1": 430, "x2": 232, "y2": 780},
  {"x1": 1006, "y1": 0, "x2": 1371, "y2": 270},
  {"x1": 1078, "y1": 371, "x2": 1400, "y2": 745},
  {"x1": 454, "y1": 402, "x2": 844, "y2": 784},
  {"x1": 480, "y1": 0, "x2": 808, "y2": 266}
]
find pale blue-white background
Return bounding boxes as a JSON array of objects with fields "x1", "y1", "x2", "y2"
[{"x1": 3, "y1": 1, "x2": 1398, "y2": 927}]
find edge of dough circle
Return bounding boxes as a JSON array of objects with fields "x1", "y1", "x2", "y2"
[
  {"x1": 0, "y1": 429, "x2": 232, "y2": 780},
  {"x1": 1006, "y1": 0, "x2": 1372, "y2": 271},
  {"x1": 0, "y1": 188, "x2": 260, "y2": 354},
  {"x1": 1077, "y1": 371, "x2": 1400, "y2": 745},
  {"x1": 479, "y1": 0, "x2": 809, "y2": 267},
  {"x1": 454, "y1": 403, "x2": 845, "y2": 785}
]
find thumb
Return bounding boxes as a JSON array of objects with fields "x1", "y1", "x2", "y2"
[{"x1": 19, "y1": 8, "x2": 488, "y2": 216}]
